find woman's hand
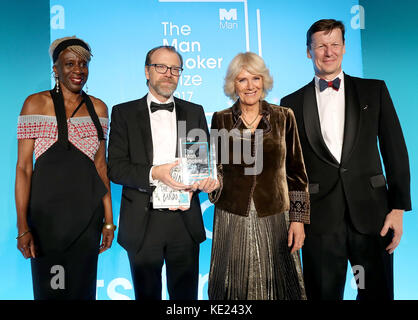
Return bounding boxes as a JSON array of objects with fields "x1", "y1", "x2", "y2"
[
  {"x1": 168, "y1": 178, "x2": 219, "y2": 211},
  {"x1": 99, "y1": 227, "x2": 115, "y2": 254},
  {"x1": 196, "y1": 177, "x2": 220, "y2": 193},
  {"x1": 288, "y1": 222, "x2": 305, "y2": 254},
  {"x1": 17, "y1": 232, "x2": 36, "y2": 259}
]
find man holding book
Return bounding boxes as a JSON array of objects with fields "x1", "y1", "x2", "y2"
[{"x1": 108, "y1": 45, "x2": 218, "y2": 300}]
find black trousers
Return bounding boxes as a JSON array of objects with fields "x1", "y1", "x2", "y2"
[
  {"x1": 128, "y1": 210, "x2": 200, "y2": 300},
  {"x1": 302, "y1": 211, "x2": 394, "y2": 300}
]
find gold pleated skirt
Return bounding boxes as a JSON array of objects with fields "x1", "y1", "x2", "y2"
[{"x1": 208, "y1": 199, "x2": 306, "y2": 300}]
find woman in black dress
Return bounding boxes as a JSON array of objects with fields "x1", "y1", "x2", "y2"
[{"x1": 15, "y1": 36, "x2": 115, "y2": 299}]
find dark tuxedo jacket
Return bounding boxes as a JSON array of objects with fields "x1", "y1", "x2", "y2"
[
  {"x1": 280, "y1": 73, "x2": 411, "y2": 235},
  {"x1": 107, "y1": 95, "x2": 208, "y2": 254}
]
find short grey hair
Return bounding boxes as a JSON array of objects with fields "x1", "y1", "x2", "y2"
[{"x1": 224, "y1": 52, "x2": 273, "y2": 101}]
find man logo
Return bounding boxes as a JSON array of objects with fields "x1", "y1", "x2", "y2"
[
  {"x1": 219, "y1": 8, "x2": 237, "y2": 21},
  {"x1": 219, "y1": 9, "x2": 238, "y2": 30}
]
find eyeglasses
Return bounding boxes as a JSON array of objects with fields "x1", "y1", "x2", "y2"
[{"x1": 147, "y1": 64, "x2": 183, "y2": 76}]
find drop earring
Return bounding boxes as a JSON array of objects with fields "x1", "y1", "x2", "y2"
[
  {"x1": 85, "y1": 84, "x2": 88, "y2": 94},
  {"x1": 55, "y1": 74, "x2": 60, "y2": 93}
]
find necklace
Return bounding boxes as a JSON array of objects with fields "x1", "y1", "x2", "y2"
[{"x1": 241, "y1": 112, "x2": 260, "y2": 129}]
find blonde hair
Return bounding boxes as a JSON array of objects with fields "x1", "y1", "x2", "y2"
[
  {"x1": 224, "y1": 52, "x2": 273, "y2": 101},
  {"x1": 49, "y1": 36, "x2": 92, "y2": 66}
]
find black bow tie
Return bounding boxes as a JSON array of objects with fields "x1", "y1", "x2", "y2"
[
  {"x1": 150, "y1": 101, "x2": 174, "y2": 113},
  {"x1": 319, "y1": 77, "x2": 341, "y2": 92}
]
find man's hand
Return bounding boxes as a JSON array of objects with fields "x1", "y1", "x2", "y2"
[
  {"x1": 380, "y1": 209, "x2": 404, "y2": 254},
  {"x1": 169, "y1": 191, "x2": 193, "y2": 211},
  {"x1": 152, "y1": 161, "x2": 189, "y2": 190}
]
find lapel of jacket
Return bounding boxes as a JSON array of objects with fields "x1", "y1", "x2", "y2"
[
  {"x1": 340, "y1": 73, "x2": 361, "y2": 165},
  {"x1": 136, "y1": 95, "x2": 153, "y2": 164},
  {"x1": 302, "y1": 79, "x2": 340, "y2": 168},
  {"x1": 174, "y1": 97, "x2": 189, "y2": 157}
]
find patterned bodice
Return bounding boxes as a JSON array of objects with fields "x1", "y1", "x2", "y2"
[{"x1": 17, "y1": 115, "x2": 108, "y2": 161}]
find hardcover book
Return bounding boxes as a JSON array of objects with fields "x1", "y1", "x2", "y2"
[{"x1": 152, "y1": 164, "x2": 190, "y2": 209}]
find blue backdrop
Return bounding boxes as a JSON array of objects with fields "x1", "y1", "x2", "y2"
[
  {"x1": 0, "y1": 0, "x2": 416, "y2": 300},
  {"x1": 359, "y1": 0, "x2": 418, "y2": 299}
]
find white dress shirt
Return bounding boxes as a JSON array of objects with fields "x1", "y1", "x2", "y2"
[
  {"x1": 147, "y1": 92, "x2": 177, "y2": 184},
  {"x1": 314, "y1": 70, "x2": 345, "y2": 163}
]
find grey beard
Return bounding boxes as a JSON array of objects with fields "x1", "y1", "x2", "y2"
[{"x1": 152, "y1": 81, "x2": 177, "y2": 98}]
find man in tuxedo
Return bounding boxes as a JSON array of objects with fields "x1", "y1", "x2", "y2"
[
  {"x1": 280, "y1": 19, "x2": 411, "y2": 300},
  {"x1": 108, "y1": 45, "x2": 217, "y2": 300}
]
